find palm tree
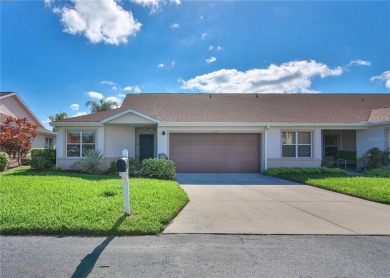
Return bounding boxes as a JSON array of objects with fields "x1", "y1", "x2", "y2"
[
  {"x1": 49, "y1": 112, "x2": 68, "y2": 131},
  {"x1": 86, "y1": 98, "x2": 119, "y2": 113}
]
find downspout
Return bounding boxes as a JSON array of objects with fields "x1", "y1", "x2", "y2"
[{"x1": 264, "y1": 124, "x2": 270, "y2": 171}]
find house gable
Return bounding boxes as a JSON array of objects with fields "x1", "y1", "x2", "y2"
[
  {"x1": 102, "y1": 109, "x2": 159, "y2": 124},
  {"x1": 0, "y1": 93, "x2": 43, "y2": 128}
]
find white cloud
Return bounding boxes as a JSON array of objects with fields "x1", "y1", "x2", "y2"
[
  {"x1": 181, "y1": 60, "x2": 343, "y2": 94},
  {"x1": 209, "y1": 45, "x2": 222, "y2": 51},
  {"x1": 205, "y1": 57, "x2": 217, "y2": 64},
  {"x1": 201, "y1": 32, "x2": 207, "y2": 40},
  {"x1": 199, "y1": 15, "x2": 204, "y2": 20},
  {"x1": 71, "y1": 112, "x2": 88, "y2": 118},
  {"x1": 170, "y1": 23, "x2": 180, "y2": 29},
  {"x1": 371, "y1": 71, "x2": 390, "y2": 89},
  {"x1": 53, "y1": 0, "x2": 142, "y2": 45},
  {"x1": 44, "y1": 0, "x2": 53, "y2": 7},
  {"x1": 121, "y1": 85, "x2": 141, "y2": 93},
  {"x1": 132, "y1": 0, "x2": 181, "y2": 13},
  {"x1": 70, "y1": 103, "x2": 79, "y2": 110},
  {"x1": 87, "y1": 91, "x2": 104, "y2": 100},
  {"x1": 134, "y1": 86, "x2": 141, "y2": 93},
  {"x1": 158, "y1": 61, "x2": 175, "y2": 69},
  {"x1": 347, "y1": 60, "x2": 371, "y2": 67},
  {"x1": 106, "y1": 96, "x2": 121, "y2": 107},
  {"x1": 100, "y1": 80, "x2": 116, "y2": 86}
]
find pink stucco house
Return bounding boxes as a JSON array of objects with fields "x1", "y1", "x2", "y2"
[{"x1": 0, "y1": 92, "x2": 56, "y2": 149}]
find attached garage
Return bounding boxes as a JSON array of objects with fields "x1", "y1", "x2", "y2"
[{"x1": 169, "y1": 133, "x2": 261, "y2": 173}]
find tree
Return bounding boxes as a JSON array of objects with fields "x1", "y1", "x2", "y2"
[
  {"x1": 86, "y1": 98, "x2": 118, "y2": 113},
  {"x1": 49, "y1": 112, "x2": 68, "y2": 131},
  {"x1": 0, "y1": 116, "x2": 37, "y2": 165},
  {"x1": 49, "y1": 112, "x2": 68, "y2": 122}
]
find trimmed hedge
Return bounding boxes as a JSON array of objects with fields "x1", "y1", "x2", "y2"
[
  {"x1": 141, "y1": 158, "x2": 176, "y2": 180},
  {"x1": 263, "y1": 167, "x2": 348, "y2": 176},
  {"x1": 0, "y1": 152, "x2": 10, "y2": 171},
  {"x1": 363, "y1": 168, "x2": 390, "y2": 178},
  {"x1": 30, "y1": 148, "x2": 56, "y2": 170}
]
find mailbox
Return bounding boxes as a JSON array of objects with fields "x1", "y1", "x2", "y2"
[
  {"x1": 117, "y1": 155, "x2": 130, "y2": 216},
  {"x1": 116, "y1": 158, "x2": 128, "y2": 173}
]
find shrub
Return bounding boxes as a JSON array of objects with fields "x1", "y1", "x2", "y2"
[
  {"x1": 107, "y1": 160, "x2": 118, "y2": 175},
  {"x1": 129, "y1": 157, "x2": 142, "y2": 175},
  {"x1": 51, "y1": 165, "x2": 63, "y2": 172},
  {"x1": 30, "y1": 148, "x2": 56, "y2": 170},
  {"x1": 141, "y1": 158, "x2": 175, "y2": 180},
  {"x1": 359, "y1": 148, "x2": 390, "y2": 170},
  {"x1": 363, "y1": 168, "x2": 390, "y2": 178},
  {"x1": 263, "y1": 167, "x2": 348, "y2": 176},
  {"x1": 0, "y1": 152, "x2": 10, "y2": 171},
  {"x1": 70, "y1": 149, "x2": 105, "y2": 175}
]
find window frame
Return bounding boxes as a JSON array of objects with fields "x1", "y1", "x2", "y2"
[
  {"x1": 66, "y1": 131, "x2": 96, "y2": 158},
  {"x1": 45, "y1": 137, "x2": 53, "y2": 149},
  {"x1": 281, "y1": 131, "x2": 313, "y2": 158}
]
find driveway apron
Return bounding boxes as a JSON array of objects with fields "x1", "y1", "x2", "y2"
[{"x1": 164, "y1": 173, "x2": 390, "y2": 235}]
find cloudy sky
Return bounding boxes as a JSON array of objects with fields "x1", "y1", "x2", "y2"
[{"x1": 1, "y1": 0, "x2": 389, "y2": 129}]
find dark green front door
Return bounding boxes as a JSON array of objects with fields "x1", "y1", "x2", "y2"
[{"x1": 140, "y1": 134, "x2": 154, "y2": 161}]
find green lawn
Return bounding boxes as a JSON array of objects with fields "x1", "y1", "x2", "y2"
[
  {"x1": 0, "y1": 167, "x2": 188, "y2": 235},
  {"x1": 276, "y1": 173, "x2": 390, "y2": 204}
]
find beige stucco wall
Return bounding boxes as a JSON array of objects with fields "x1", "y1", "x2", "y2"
[
  {"x1": 105, "y1": 125, "x2": 136, "y2": 162},
  {"x1": 356, "y1": 126, "x2": 390, "y2": 158}
]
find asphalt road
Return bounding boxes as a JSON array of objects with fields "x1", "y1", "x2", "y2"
[{"x1": 1, "y1": 235, "x2": 389, "y2": 278}]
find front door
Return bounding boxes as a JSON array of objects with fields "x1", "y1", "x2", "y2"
[{"x1": 139, "y1": 134, "x2": 154, "y2": 161}]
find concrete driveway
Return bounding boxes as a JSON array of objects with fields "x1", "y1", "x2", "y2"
[{"x1": 164, "y1": 173, "x2": 390, "y2": 235}]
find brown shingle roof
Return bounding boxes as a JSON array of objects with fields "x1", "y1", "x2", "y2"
[
  {"x1": 0, "y1": 92, "x2": 15, "y2": 97},
  {"x1": 368, "y1": 107, "x2": 390, "y2": 123},
  {"x1": 57, "y1": 93, "x2": 390, "y2": 124}
]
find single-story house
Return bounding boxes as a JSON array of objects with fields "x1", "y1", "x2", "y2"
[
  {"x1": 51, "y1": 93, "x2": 390, "y2": 172},
  {"x1": 0, "y1": 92, "x2": 56, "y2": 149}
]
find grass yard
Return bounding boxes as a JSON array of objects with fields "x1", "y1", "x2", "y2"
[
  {"x1": 266, "y1": 168, "x2": 390, "y2": 204},
  {"x1": 0, "y1": 167, "x2": 188, "y2": 236}
]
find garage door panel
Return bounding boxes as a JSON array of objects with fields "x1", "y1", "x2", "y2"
[{"x1": 170, "y1": 133, "x2": 260, "y2": 173}]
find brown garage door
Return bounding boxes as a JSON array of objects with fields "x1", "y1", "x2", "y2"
[{"x1": 170, "y1": 133, "x2": 260, "y2": 173}]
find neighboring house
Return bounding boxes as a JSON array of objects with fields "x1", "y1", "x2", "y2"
[
  {"x1": 0, "y1": 92, "x2": 56, "y2": 149},
  {"x1": 51, "y1": 93, "x2": 390, "y2": 172}
]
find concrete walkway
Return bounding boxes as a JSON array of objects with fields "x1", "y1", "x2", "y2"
[{"x1": 165, "y1": 174, "x2": 390, "y2": 235}]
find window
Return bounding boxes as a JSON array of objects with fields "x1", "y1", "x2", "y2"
[
  {"x1": 45, "y1": 138, "x2": 53, "y2": 148},
  {"x1": 66, "y1": 131, "x2": 95, "y2": 157},
  {"x1": 282, "y1": 131, "x2": 312, "y2": 158}
]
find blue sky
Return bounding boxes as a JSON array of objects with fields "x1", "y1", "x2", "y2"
[{"x1": 1, "y1": 0, "x2": 390, "y2": 129}]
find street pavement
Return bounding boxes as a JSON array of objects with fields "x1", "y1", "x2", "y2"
[{"x1": 1, "y1": 235, "x2": 389, "y2": 278}]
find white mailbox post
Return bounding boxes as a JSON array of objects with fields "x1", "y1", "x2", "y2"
[{"x1": 116, "y1": 149, "x2": 130, "y2": 216}]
